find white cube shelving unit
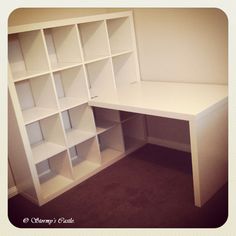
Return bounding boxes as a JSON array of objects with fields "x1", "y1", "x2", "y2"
[{"x1": 8, "y1": 11, "x2": 145, "y2": 206}]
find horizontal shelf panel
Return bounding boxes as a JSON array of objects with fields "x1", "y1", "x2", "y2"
[
  {"x1": 12, "y1": 70, "x2": 50, "y2": 82},
  {"x1": 101, "y1": 148, "x2": 123, "y2": 165},
  {"x1": 59, "y1": 97, "x2": 88, "y2": 111},
  {"x1": 51, "y1": 62, "x2": 82, "y2": 72},
  {"x1": 111, "y1": 50, "x2": 133, "y2": 58},
  {"x1": 72, "y1": 160, "x2": 100, "y2": 180},
  {"x1": 32, "y1": 141, "x2": 66, "y2": 164},
  {"x1": 39, "y1": 172, "x2": 73, "y2": 199},
  {"x1": 84, "y1": 56, "x2": 110, "y2": 65},
  {"x1": 23, "y1": 107, "x2": 59, "y2": 125},
  {"x1": 66, "y1": 129, "x2": 95, "y2": 147},
  {"x1": 96, "y1": 120, "x2": 117, "y2": 134}
]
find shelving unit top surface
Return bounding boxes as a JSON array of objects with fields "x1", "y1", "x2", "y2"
[
  {"x1": 89, "y1": 81, "x2": 228, "y2": 120},
  {"x1": 8, "y1": 11, "x2": 132, "y2": 34}
]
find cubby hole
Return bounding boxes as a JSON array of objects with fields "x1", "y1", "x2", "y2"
[
  {"x1": 68, "y1": 137, "x2": 101, "y2": 179},
  {"x1": 61, "y1": 104, "x2": 96, "y2": 147},
  {"x1": 97, "y1": 125, "x2": 125, "y2": 164},
  {"x1": 53, "y1": 66, "x2": 88, "y2": 110},
  {"x1": 121, "y1": 114, "x2": 146, "y2": 151},
  {"x1": 15, "y1": 74, "x2": 58, "y2": 124},
  {"x1": 112, "y1": 52, "x2": 138, "y2": 88},
  {"x1": 44, "y1": 25, "x2": 82, "y2": 71},
  {"x1": 107, "y1": 17, "x2": 133, "y2": 55},
  {"x1": 93, "y1": 107, "x2": 120, "y2": 134},
  {"x1": 119, "y1": 110, "x2": 137, "y2": 122},
  {"x1": 8, "y1": 31, "x2": 49, "y2": 81},
  {"x1": 85, "y1": 58, "x2": 115, "y2": 98},
  {"x1": 36, "y1": 151, "x2": 73, "y2": 199},
  {"x1": 78, "y1": 20, "x2": 110, "y2": 61},
  {"x1": 26, "y1": 114, "x2": 66, "y2": 164}
]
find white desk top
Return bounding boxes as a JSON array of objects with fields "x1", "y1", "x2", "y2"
[{"x1": 89, "y1": 81, "x2": 228, "y2": 121}]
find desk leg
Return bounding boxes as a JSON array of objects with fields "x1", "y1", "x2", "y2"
[{"x1": 189, "y1": 103, "x2": 228, "y2": 207}]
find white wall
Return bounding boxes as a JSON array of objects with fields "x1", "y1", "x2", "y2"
[{"x1": 134, "y1": 8, "x2": 228, "y2": 84}]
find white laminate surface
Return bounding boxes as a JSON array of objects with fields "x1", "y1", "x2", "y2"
[{"x1": 89, "y1": 81, "x2": 228, "y2": 120}]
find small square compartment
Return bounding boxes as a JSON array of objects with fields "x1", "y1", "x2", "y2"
[
  {"x1": 26, "y1": 114, "x2": 66, "y2": 164},
  {"x1": 85, "y1": 58, "x2": 115, "y2": 98},
  {"x1": 61, "y1": 104, "x2": 96, "y2": 147},
  {"x1": 121, "y1": 114, "x2": 146, "y2": 151},
  {"x1": 36, "y1": 151, "x2": 73, "y2": 199},
  {"x1": 8, "y1": 31, "x2": 49, "y2": 81},
  {"x1": 98, "y1": 125, "x2": 125, "y2": 165},
  {"x1": 93, "y1": 107, "x2": 120, "y2": 134},
  {"x1": 15, "y1": 74, "x2": 58, "y2": 124},
  {"x1": 119, "y1": 111, "x2": 137, "y2": 122},
  {"x1": 112, "y1": 52, "x2": 138, "y2": 87},
  {"x1": 44, "y1": 25, "x2": 82, "y2": 71},
  {"x1": 53, "y1": 66, "x2": 88, "y2": 110},
  {"x1": 107, "y1": 17, "x2": 133, "y2": 55},
  {"x1": 78, "y1": 21, "x2": 110, "y2": 61},
  {"x1": 69, "y1": 137, "x2": 101, "y2": 179}
]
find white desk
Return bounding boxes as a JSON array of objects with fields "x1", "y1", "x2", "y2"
[{"x1": 89, "y1": 81, "x2": 228, "y2": 207}]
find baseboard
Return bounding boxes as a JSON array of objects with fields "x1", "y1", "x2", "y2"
[
  {"x1": 147, "y1": 137, "x2": 191, "y2": 153},
  {"x1": 8, "y1": 186, "x2": 18, "y2": 198}
]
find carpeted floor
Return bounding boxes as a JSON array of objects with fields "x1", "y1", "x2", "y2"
[{"x1": 8, "y1": 144, "x2": 228, "y2": 228}]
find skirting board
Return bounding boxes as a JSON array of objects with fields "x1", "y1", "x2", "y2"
[
  {"x1": 147, "y1": 136, "x2": 191, "y2": 153},
  {"x1": 8, "y1": 186, "x2": 18, "y2": 198}
]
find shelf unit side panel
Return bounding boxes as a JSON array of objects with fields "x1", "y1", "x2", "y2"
[
  {"x1": 8, "y1": 34, "x2": 27, "y2": 76},
  {"x1": 8, "y1": 86, "x2": 41, "y2": 202}
]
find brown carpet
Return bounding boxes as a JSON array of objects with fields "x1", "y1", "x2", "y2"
[{"x1": 8, "y1": 144, "x2": 228, "y2": 228}]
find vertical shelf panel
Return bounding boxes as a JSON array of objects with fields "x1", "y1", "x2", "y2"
[
  {"x1": 121, "y1": 114, "x2": 146, "y2": 151},
  {"x1": 36, "y1": 151, "x2": 73, "y2": 200},
  {"x1": 8, "y1": 31, "x2": 49, "y2": 81},
  {"x1": 69, "y1": 137, "x2": 101, "y2": 180},
  {"x1": 53, "y1": 66, "x2": 89, "y2": 110},
  {"x1": 61, "y1": 104, "x2": 96, "y2": 147},
  {"x1": 107, "y1": 17, "x2": 133, "y2": 55},
  {"x1": 112, "y1": 52, "x2": 138, "y2": 88},
  {"x1": 26, "y1": 114, "x2": 67, "y2": 164},
  {"x1": 98, "y1": 125, "x2": 125, "y2": 165},
  {"x1": 79, "y1": 20, "x2": 110, "y2": 61},
  {"x1": 15, "y1": 74, "x2": 59, "y2": 124},
  {"x1": 85, "y1": 58, "x2": 115, "y2": 98},
  {"x1": 44, "y1": 25, "x2": 82, "y2": 70}
]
